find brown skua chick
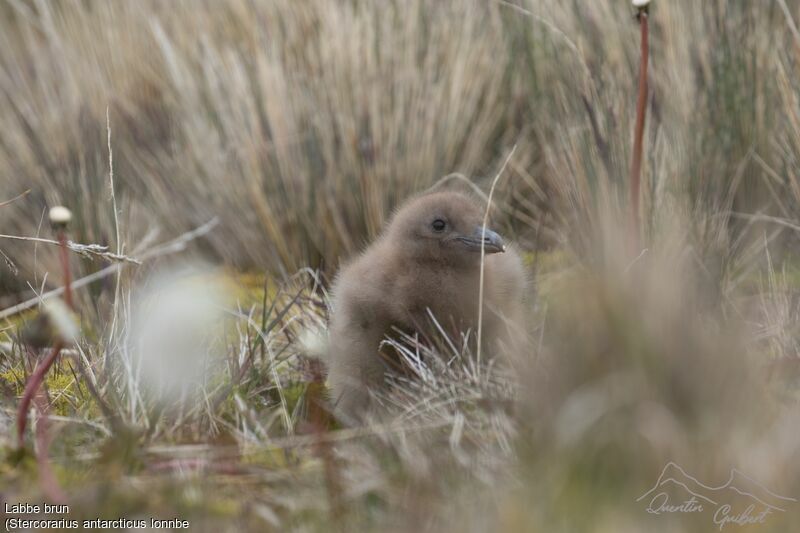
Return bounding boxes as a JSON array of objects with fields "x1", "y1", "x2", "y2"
[{"x1": 327, "y1": 191, "x2": 527, "y2": 421}]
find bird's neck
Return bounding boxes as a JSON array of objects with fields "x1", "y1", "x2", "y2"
[{"x1": 399, "y1": 251, "x2": 481, "y2": 273}]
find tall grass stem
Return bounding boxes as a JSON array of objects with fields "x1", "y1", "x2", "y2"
[{"x1": 629, "y1": 8, "x2": 650, "y2": 251}]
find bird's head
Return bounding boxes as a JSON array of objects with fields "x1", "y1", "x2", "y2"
[{"x1": 385, "y1": 191, "x2": 506, "y2": 267}]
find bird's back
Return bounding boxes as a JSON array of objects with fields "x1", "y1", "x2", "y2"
[{"x1": 326, "y1": 243, "x2": 400, "y2": 419}]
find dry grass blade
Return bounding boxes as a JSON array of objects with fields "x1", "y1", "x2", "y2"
[
  {"x1": 0, "y1": 234, "x2": 142, "y2": 263},
  {"x1": 0, "y1": 189, "x2": 30, "y2": 208},
  {"x1": 0, "y1": 218, "x2": 218, "y2": 321},
  {"x1": 476, "y1": 145, "x2": 516, "y2": 369}
]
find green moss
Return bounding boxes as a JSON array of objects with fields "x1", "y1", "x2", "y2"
[
  {"x1": 227, "y1": 270, "x2": 279, "y2": 308},
  {"x1": 242, "y1": 446, "x2": 294, "y2": 469},
  {"x1": 280, "y1": 381, "x2": 307, "y2": 414},
  {"x1": 43, "y1": 369, "x2": 88, "y2": 417},
  {"x1": 0, "y1": 308, "x2": 39, "y2": 333},
  {"x1": 0, "y1": 363, "x2": 25, "y2": 395},
  {"x1": 0, "y1": 360, "x2": 100, "y2": 419}
]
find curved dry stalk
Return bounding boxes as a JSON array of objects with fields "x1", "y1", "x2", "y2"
[
  {"x1": 477, "y1": 145, "x2": 516, "y2": 371},
  {"x1": 0, "y1": 189, "x2": 30, "y2": 208},
  {"x1": 0, "y1": 218, "x2": 219, "y2": 321},
  {"x1": 0, "y1": 234, "x2": 142, "y2": 264},
  {"x1": 425, "y1": 173, "x2": 490, "y2": 202}
]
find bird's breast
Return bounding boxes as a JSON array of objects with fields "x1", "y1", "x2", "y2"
[{"x1": 392, "y1": 268, "x2": 480, "y2": 334}]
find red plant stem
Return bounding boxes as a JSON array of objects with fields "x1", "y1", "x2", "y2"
[
  {"x1": 57, "y1": 230, "x2": 73, "y2": 310},
  {"x1": 629, "y1": 10, "x2": 649, "y2": 250},
  {"x1": 32, "y1": 391, "x2": 67, "y2": 503},
  {"x1": 306, "y1": 358, "x2": 343, "y2": 521},
  {"x1": 17, "y1": 341, "x2": 63, "y2": 447},
  {"x1": 18, "y1": 229, "x2": 73, "y2": 446},
  {"x1": 15, "y1": 222, "x2": 74, "y2": 505}
]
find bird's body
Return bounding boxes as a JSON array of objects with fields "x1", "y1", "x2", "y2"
[{"x1": 327, "y1": 191, "x2": 527, "y2": 420}]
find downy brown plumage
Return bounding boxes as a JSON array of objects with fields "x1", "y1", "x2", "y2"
[{"x1": 327, "y1": 190, "x2": 527, "y2": 421}]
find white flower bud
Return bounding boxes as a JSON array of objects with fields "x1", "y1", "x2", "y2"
[
  {"x1": 299, "y1": 327, "x2": 329, "y2": 362},
  {"x1": 43, "y1": 298, "x2": 79, "y2": 345},
  {"x1": 48, "y1": 206, "x2": 73, "y2": 226}
]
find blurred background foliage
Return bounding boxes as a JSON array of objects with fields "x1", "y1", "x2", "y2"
[{"x1": 0, "y1": 0, "x2": 796, "y2": 282}]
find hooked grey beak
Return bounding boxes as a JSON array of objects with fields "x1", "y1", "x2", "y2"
[{"x1": 456, "y1": 226, "x2": 506, "y2": 254}]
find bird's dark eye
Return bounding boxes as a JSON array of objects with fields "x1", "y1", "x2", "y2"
[{"x1": 431, "y1": 218, "x2": 447, "y2": 232}]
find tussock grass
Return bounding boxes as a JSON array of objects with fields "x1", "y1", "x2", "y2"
[{"x1": 2, "y1": 0, "x2": 800, "y2": 531}]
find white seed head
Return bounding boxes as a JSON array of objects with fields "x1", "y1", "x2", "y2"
[
  {"x1": 632, "y1": 0, "x2": 651, "y2": 7},
  {"x1": 43, "y1": 298, "x2": 79, "y2": 345},
  {"x1": 299, "y1": 327, "x2": 329, "y2": 362},
  {"x1": 131, "y1": 265, "x2": 228, "y2": 403},
  {"x1": 48, "y1": 205, "x2": 73, "y2": 225}
]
